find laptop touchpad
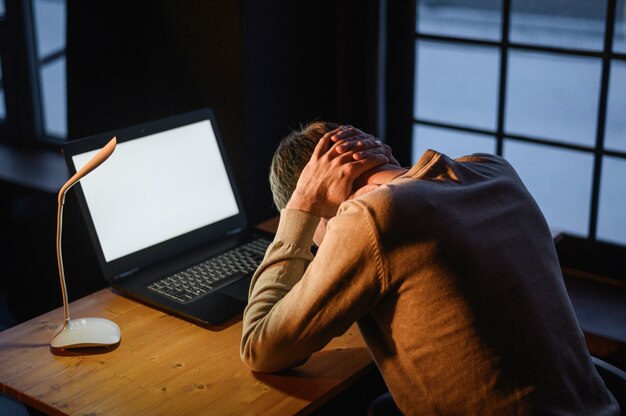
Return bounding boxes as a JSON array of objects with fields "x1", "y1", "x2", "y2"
[{"x1": 219, "y1": 276, "x2": 251, "y2": 302}]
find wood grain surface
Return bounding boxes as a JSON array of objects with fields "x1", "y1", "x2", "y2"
[{"x1": 0, "y1": 289, "x2": 373, "y2": 416}]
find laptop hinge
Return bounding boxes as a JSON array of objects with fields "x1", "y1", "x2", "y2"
[
  {"x1": 113, "y1": 267, "x2": 140, "y2": 282},
  {"x1": 225, "y1": 227, "x2": 243, "y2": 236}
]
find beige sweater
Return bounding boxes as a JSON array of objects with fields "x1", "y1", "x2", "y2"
[{"x1": 241, "y1": 150, "x2": 619, "y2": 415}]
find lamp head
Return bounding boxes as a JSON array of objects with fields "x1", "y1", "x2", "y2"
[{"x1": 58, "y1": 137, "x2": 117, "y2": 203}]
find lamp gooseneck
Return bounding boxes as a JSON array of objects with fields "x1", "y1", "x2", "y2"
[
  {"x1": 56, "y1": 190, "x2": 72, "y2": 323},
  {"x1": 52, "y1": 137, "x2": 121, "y2": 349}
]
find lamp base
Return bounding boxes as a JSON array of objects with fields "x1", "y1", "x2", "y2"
[{"x1": 51, "y1": 317, "x2": 121, "y2": 349}]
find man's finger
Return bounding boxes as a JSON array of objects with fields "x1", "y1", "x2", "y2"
[
  {"x1": 312, "y1": 134, "x2": 333, "y2": 157},
  {"x1": 329, "y1": 126, "x2": 360, "y2": 142},
  {"x1": 352, "y1": 145, "x2": 389, "y2": 160},
  {"x1": 350, "y1": 143, "x2": 400, "y2": 166},
  {"x1": 384, "y1": 144, "x2": 401, "y2": 167},
  {"x1": 320, "y1": 126, "x2": 348, "y2": 144},
  {"x1": 327, "y1": 135, "x2": 376, "y2": 160},
  {"x1": 337, "y1": 137, "x2": 382, "y2": 154},
  {"x1": 330, "y1": 147, "x2": 360, "y2": 164}
]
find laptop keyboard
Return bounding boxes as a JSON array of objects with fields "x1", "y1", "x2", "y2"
[{"x1": 147, "y1": 237, "x2": 271, "y2": 304}]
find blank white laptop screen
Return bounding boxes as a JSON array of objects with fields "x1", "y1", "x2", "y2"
[{"x1": 72, "y1": 119, "x2": 239, "y2": 262}]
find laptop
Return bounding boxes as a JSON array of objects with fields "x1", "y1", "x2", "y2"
[{"x1": 63, "y1": 108, "x2": 273, "y2": 325}]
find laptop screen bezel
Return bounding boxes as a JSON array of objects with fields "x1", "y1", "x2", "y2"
[{"x1": 62, "y1": 108, "x2": 247, "y2": 280}]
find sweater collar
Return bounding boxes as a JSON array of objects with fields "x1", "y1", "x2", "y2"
[{"x1": 397, "y1": 149, "x2": 442, "y2": 180}]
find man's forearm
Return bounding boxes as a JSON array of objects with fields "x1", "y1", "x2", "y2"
[{"x1": 240, "y1": 209, "x2": 320, "y2": 372}]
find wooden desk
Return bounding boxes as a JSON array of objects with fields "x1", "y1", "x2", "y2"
[{"x1": 0, "y1": 289, "x2": 374, "y2": 415}]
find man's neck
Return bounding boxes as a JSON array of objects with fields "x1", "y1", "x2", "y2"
[{"x1": 355, "y1": 164, "x2": 408, "y2": 188}]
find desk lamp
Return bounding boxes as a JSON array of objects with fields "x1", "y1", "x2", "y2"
[{"x1": 51, "y1": 137, "x2": 121, "y2": 349}]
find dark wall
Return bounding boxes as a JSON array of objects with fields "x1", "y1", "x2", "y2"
[
  {"x1": 67, "y1": 1, "x2": 246, "y2": 203},
  {"x1": 67, "y1": 1, "x2": 243, "y2": 139},
  {"x1": 242, "y1": 0, "x2": 382, "y2": 220},
  {"x1": 67, "y1": 0, "x2": 381, "y2": 225},
  {"x1": 0, "y1": 182, "x2": 105, "y2": 323}
]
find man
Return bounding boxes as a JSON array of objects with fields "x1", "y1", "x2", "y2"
[{"x1": 240, "y1": 122, "x2": 619, "y2": 415}]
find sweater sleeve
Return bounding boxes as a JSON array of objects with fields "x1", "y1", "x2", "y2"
[{"x1": 240, "y1": 202, "x2": 388, "y2": 372}]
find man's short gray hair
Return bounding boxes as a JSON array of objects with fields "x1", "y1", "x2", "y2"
[{"x1": 269, "y1": 121, "x2": 340, "y2": 211}]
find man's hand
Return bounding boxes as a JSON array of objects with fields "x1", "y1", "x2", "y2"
[
  {"x1": 286, "y1": 126, "x2": 389, "y2": 219},
  {"x1": 332, "y1": 127, "x2": 401, "y2": 167}
]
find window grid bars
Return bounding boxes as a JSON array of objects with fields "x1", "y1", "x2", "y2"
[{"x1": 414, "y1": 0, "x2": 622, "y2": 241}]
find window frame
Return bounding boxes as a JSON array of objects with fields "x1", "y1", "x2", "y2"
[
  {"x1": 412, "y1": 0, "x2": 626, "y2": 242},
  {"x1": 0, "y1": 0, "x2": 66, "y2": 145},
  {"x1": 0, "y1": 0, "x2": 44, "y2": 144}
]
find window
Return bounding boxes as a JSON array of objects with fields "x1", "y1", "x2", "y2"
[
  {"x1": 0, "y1": 58, "x2": 5, "y2": 122},
  {"x1": 0, "y1": 0, "x2": 66, "y2": 143},
  {"x1": 413, "y1": 0, "x2": 626, "y2": 246},
  {"x1": 33, "y1": 0, "x2": 66, "y2": 139}
]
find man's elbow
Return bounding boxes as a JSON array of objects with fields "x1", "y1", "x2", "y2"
[
  {"x1": 240, "y1": 343, "x2": 283, "y2": 373},
  {"x1": 240, "y1": 338, "x2": 309, "y2": 373}
]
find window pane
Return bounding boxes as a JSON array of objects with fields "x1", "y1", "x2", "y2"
[
  {"x1": 416, "y1": 0, "x2": 502, "y2": 41},
  {"x1": 33, "y1": 0, "x2": 66, "y2": 59},
  {"x1": 605, "y1": 60, "x2": 626, "y2": 152},
  {"x1": 0, "y1": 89, "x2": 5, "y2": 120},
  {"x1": 0, "y1": 57, "x2": 4, "y2": 120},
  {"x1": 40, "y1": 58, "x2": 67, "y2": 138},
  {"x1": 413, "y1": 124, "x2": 495, "y2": 162},
  {"x1": 597, "y1": 156, "x2": 626, "y2": 245},
  {"x1": 504, "y1": 140, "x2": 594, "y2": 237},
  {"x1": 505, "y1": 50, "x2": 601, "y2": 147},
  {"x1": 615, "y1": 0, "x2": 626, "y2": 53},
  {"x1": 510, "y1": 0, "x2": 606, "y2": 51},
  {"x1": 415, "y1": 41, "x2": 499, "y2": 130}
]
